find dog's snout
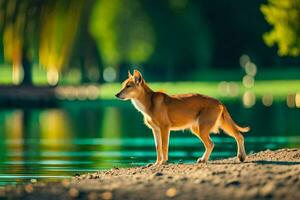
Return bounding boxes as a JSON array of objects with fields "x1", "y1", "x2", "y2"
[{"x1": 115, "y1": 93, "x2": 120, "y2": 98}]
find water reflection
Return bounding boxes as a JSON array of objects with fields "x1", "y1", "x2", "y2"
[{"x1": 0, "y1": 100, "x2": 299, "y2": 185}]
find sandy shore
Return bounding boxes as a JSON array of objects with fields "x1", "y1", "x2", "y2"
[{"x1": 1, "y1": 148, "x2": 300, "y2": 200}]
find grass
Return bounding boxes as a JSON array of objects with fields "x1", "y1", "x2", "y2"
[
  {"x1": 1, "y1": 65, "x2": 299, "y2": 101},
  {"x1": 100, "y1": 80, "x2": 300, "y2": 101}
]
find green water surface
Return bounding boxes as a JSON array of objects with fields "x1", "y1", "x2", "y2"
[{"x1": 0, "y1": 100, "x2": 299, "y2": 185}]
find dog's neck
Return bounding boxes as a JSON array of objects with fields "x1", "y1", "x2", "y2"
[{"x1": 131, "y1": 83, "x2": 154, "y2": 116}]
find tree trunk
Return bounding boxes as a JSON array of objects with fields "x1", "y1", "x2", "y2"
[{"x1": 21, "y1": 46, "x2": 32, "y2": 86}]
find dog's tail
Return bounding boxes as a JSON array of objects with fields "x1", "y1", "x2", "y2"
[{"x1": 220, "y1": 105, "x2": 250, "y2": 134}]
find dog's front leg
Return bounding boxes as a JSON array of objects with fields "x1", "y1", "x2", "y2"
[
  {"x1": 152, "y1": 128, "x2": 162, "y2": 166},
  {"x1": 160, "y1": 127, "x2": 170, "y2": 165}
]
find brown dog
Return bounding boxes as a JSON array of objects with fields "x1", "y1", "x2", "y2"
[{"x1": 116, "y1": 70, "x2": 249, "y2": 166}]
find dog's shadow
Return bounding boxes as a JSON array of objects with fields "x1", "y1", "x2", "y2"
[
  {"x1": 251, "y1": 160, "x2": 300, "y2": 165},
  {"x1": 209, "y1": 160, "x2": 300, "y2": 166}
]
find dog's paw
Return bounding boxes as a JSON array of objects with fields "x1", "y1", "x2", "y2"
[
  {"x1": 153, "y1": 161, "x2": 162, "y2": 167},
  {"x1": 145, "y1": 163, "x2": 153, "y2": 168},
  {"x1": 160, "y1": 160, "x2": 169, "y2": 165},
  {"x1": 238, "y1": 154, "x2": 246, "y2": 162},
  {"x1": 197, "y1": 157, "x2": 207, "y2": 163}
]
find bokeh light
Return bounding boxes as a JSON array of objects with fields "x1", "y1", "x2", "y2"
[
  {"x1": 244, "y1": 62, "x2": 257, "y2": 76},
  {"x1": 243, "y1": 91, "x2": 256, "y2": 108},
  {"x1": 87, "y1": 67, "x2": 100, "y2": 82},
  {"x1": 12, "y1": 66, "x2": 24, "y2": 85},
  {"x1": 47, "y1": 69, "x2": 59, "y2": 86},
  {"x1": 228, "y1": 82, "x2": 239, "y2": 97},
  {"x1": 218, "y1": 81, "x2": 228, "y2": 96},
  {"x1": 239, "y1": 54, "x2": 250, "y2": 67},
  {"x1": 262, "y1": 94, "x2": 273, "y2": 107},
  {"x1": 103, "y1": 67, "x2": 117, "y2": 82},
  {"x1": 217, "y1": 81, "x2": 239, "y2": 97},
  {"x1": 286, "y1": 94, "x2": 296, "y2": 108},
  {"x1": 296, "y1": 93, "x2": 300, "y2": 108},
  {"x1": 242, "y1": 75, "x2": 255, "y2": 88},
  {"x1": 55, "y1": 85, "x2": 99, "y2": 100}
]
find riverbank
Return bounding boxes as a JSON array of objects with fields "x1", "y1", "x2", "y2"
[{"x1": 1, "y1": 148, "x2": 300, "y2": 200}]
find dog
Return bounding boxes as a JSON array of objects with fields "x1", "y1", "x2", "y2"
[{"x1": 116, "y1": 70, "x2": 249, "y2": 166}]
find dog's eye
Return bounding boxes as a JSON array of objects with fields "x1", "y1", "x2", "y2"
[{"x1": 126, "y1": 85, "x2": 132, "y2": 88}]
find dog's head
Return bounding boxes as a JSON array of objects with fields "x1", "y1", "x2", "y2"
[{"x1": 115, "y1": 70, "x2": 145, "y2": 100}]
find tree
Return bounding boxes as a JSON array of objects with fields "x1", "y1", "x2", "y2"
[
  {"x1": 0, "y1": 0, "x2": 43, "y2": 85},
  {"x1": 89, "y1": 0, "x2": 155, "y2": 74},
  {"x1": 261, "y1": 0, "x2": 300, "y2": 57},
  {"x1": 0, "y1": 0, "x2": 86, "y2": 85}
]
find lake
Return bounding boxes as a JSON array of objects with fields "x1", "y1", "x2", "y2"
[{"x1": 0, "y1": 99, "x2": 299, "y2": 185}]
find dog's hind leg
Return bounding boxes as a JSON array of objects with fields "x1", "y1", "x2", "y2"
[
  {"x1": 220, "y1": 110, "x2": 246, "y2": 162},
  {"x1": 191, "y1": 123, "x2": 215, "y2": 163},
  {"x1": 222, "y1": 127, "x2": 246, "y2": 162},
  {"x1": 229, "y1": 131, "x2": 246, "y2": 162}
]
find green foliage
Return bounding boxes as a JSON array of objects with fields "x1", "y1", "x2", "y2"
[
  {"x1": 89, "y1": 0, "x2": 155, "y2": 68},
  {"x1": 39, "y1": 0, "x2": 85, "y2": 71},
  {"x1": 261, "y1": 0, "x2": 300, "y2": 56},
  {"x1": 0, "y1": 0, "x2": 85, "y2": 70}
]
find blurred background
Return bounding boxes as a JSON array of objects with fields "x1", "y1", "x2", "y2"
[{"x1": 0, "y1": 0, "x2": 300, "y2": 185}]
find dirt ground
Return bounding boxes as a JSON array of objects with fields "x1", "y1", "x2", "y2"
[{"x1": 1, "y1": 148, "x2": 300, "y2": 200}]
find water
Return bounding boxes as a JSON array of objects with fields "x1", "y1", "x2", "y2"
[{"x1": 0, "y1": 100, "x2": 299, "y2": 185}]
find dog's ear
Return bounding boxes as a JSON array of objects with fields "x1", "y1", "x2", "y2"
[
  {"x1": 128, "y1": 70, "x2": 132, "y2": 78},
  {"x1": 133, "y1": 70, "x2": 143, "y2": 84}
]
